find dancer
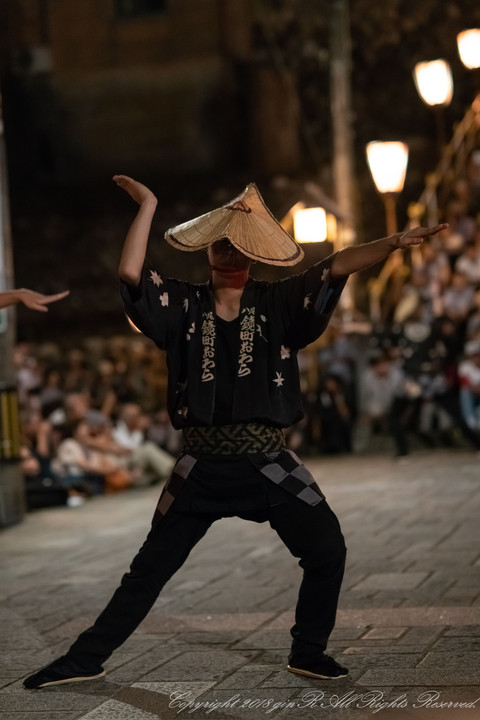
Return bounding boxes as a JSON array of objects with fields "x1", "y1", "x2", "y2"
[{"x1": 24, "y1": 176, "x2": 446, "y2": 688}]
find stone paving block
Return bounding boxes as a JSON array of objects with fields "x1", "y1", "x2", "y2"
[
  {"x1": 165, "y1": 630, "x2": 244, "y2": 646},
  {"x1": 419, "y1": 652, "x2": 480, "y2": 668},
  {"x1": 213, "y1": 665, "x2": 276, "y2": 689},
  {"x1": 357, "y1": 669, "x2": 480, "y2": 686},
  {"x1": 105, "y1": 646, "x2": 183, "y2": 683},
  {"x1": 0, "y1": 684, "x2": 106, "y2": 714},
  {"x1": 232, "y1": 629, "x2": 291, "y2": 651},
  {"x1": 343, "y1": 646, "x2": 427, "y2": 656},
  {"x1": 330, "y1": 627, "x2": 368, "y2": 641},
  {"x1": 337, "y1": 652, "x2": 422, "y2": 670},
  {"x1": 363, "y1": 627, "x2": 407, "y2": 640},
  {"x1": 396, "y1": 627, "x2": 444, "y2": 646},
  {"x1": 444, "y1": 625, "x2": 480, "y2": 637},
  {"x1": 138, "y1": 611, "x2": 273, "y2": 634},
  {"x1": 138, "y1": 650, "x2": 251, "y2": 682},
  {"x1": 80, "y1": 699, "x2": 160, "y2": 720},
  {"x1": 0, "y1": 714, "x2": 80, "y2": 719},
  {"x1": 351, "y1": 573, "x2": 429, "y2": 592},
  {"x1": 429, "y1": 637, "x2": 480, "y2": 652}
]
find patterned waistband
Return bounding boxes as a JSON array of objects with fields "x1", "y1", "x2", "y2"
[{"x1": 182, "y1": 423, "x2": 286, "y2": 455}]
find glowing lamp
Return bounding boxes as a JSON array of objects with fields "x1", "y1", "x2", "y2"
[
  {"x1": 293, "y1": 206, "x2": 327, "y2": 243},
  {"x1": 413, "y1": 60, "x2": 453, "y2": 107}
]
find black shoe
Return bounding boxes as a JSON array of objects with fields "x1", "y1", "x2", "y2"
[
  {"x1": 23, "y1": 656, "x2": 105, "y2": 689},
  {"x1": 287, "y1": 654, "x2": 349, "y2": 680}
]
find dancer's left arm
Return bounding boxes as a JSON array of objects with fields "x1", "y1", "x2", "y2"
[
  {"x1": 0, "y1": 289, "x2": 70, "y2": 311},
  {"x1": 330, "y1": 224, "x2": 448, "y2": 278}
]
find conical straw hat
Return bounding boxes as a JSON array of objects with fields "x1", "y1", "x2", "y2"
[{"x1": 164, "y1": 183, "x2": 304, "y2": 266}]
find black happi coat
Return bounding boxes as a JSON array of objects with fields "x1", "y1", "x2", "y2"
[{"x1": 120, "y1": 255, "x2": 347, "y2": 430}]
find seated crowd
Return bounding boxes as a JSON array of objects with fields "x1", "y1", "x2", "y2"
[{"x1": 16, "y1": 338, "x2": 179, "y2": 510}]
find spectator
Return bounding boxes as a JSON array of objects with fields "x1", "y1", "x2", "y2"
[
  {"x1": 354, "y1": 353, "x2": 406, "y2": 454},
  {"x1": 458, "y1": 340, "x2": 480, "y2": 431},
  {"x1": 316, "y1": 374, "x2": 353, "y2": 454},
  {"x1": 112, "y1": 403, "x2": 175, "y2": 484},
  {"x1": 441, "y1": 270, "x2": 476, "y2": 327},
  {"x1": 454, "y1": 238, "x2": 480, "y2": 286}
]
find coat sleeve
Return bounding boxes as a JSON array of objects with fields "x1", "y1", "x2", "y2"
[
  {"x1": 271, "y1": 253, "x2": 347, "y2": 349},
  {"x1": 119, "y1": 263, "x2": 189, "y2": 350}
]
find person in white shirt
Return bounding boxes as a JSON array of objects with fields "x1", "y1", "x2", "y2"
[
  {"x1": 113, "y1": 403, "x2": 175, "y2": 483},
  {"x1": 458, "y1": 341, "x2": 480, "y2": 430}
]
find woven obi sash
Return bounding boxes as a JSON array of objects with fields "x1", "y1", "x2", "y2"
[{"x1": 182, "y1": 422, "x2": 286, "y2": 455}]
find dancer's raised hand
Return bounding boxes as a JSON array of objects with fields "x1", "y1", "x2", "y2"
[{"x1": 113, "y1": 175, "x2": 157, "y2": 206}]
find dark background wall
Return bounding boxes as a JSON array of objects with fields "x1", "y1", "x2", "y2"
[{"x1": 2, "y1": 0, "x2": 480, "y2": 341}]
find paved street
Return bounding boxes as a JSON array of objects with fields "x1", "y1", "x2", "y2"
[{"x1": 1, "y1": 449, "x2": 479, "y2": 720}]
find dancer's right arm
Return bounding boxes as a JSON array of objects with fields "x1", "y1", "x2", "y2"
[{"x1": 115, "y1": 175, "x2": 158, "y2": 286}]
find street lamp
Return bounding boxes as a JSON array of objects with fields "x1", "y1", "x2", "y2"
[
  {"x1": 457, "y1": 29, "x2": 480, "y2": 69},
  {"x1": 365, "y1": 141, "x2": 409, "y2": 235},
  {"x1": 413, "y1": 59, "x2": 453, "y2": 150},
  {"x1": 293, "y1": 205, "x2": 328, "y2": 244}
]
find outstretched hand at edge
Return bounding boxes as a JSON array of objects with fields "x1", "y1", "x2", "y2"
[
  {"x1": 396, "y1": 223, "x2": 449, "y2": 249},
  {"x1": 16, "y1": 289, "x2": 70, "y2": 313}
]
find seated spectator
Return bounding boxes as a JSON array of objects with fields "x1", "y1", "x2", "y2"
[
  {"x1": 458, "y1": 340, "x2": 480, "y2": 431},
  {"x1": 316, "y1": 374, "x2": 353, "y2": 454},
  {"x1": 454, "y1": 238, "x2": 480, "y2": 286},
  {"x1": 53, "y1": 419, "x2": 131, "y2": 494},
  {"x1": 466, "y1": 290, "x2": 480, "y2": 340},
  {"x1": 113, "y1": 403, "x2": 175, "y2": 484},
  {"x1": 441, "y1": 270, "x2": 476, "y2": 327},
  {"x1": 354, "y1": 353, "x2": 409, "y2": 455}
]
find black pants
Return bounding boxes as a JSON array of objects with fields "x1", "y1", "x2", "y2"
[{"x1": 66, "y1": 483, "x2": 346, "y2": 672}]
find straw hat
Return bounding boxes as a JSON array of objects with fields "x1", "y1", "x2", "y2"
[{"x1": 164, "y1": 183, "x2": 304, "y2": 266}]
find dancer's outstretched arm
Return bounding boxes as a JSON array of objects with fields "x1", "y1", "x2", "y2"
[
  {"x1": 330, "y1": 223, "x2": 448, "y2": 278},
  {"x1": 0, "y1": 289, "x2": 69, "y2": 311},
  {"x1": 115, "y1": 175, "x2": 158, "y2": 286}
]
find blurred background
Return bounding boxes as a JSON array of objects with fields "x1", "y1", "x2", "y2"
[
  {"x1": 1, "y1": 0, "x2": 480, "y2": 524},
  {"x1": 1, "y1": 0, "x2": 479, "y2": 338}
]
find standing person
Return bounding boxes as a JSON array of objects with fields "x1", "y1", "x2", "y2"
[{"x1": 24, "y1": 176, "x2": 447, "y2": 689}]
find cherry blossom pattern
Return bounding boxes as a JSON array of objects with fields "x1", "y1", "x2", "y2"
[
  {"x1": 150, "y1": 270, "x2": 163, "y2": 286},
  {"x1": 303, "y1": 294, "x2": 312, "y2": 309},
  {"x1": 273, "y1": 371, "x2": 285, "y2": 387},
  {"x1": 183, "y1": 298, "x2": 189, "y2": 313},
  {"x1": 186, "y1": 322, "x2": 195, "y2": 341},
  {"x1": 159, "y1": 292, "x2": 169, "y2": 307},
  {"x1": 280, "y1": 345, "x2": 291, "y2": 360}
]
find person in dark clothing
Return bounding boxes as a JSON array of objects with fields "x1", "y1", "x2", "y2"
[{"x1": 24, "y1": 176, "x2": 447, "y2": 689}]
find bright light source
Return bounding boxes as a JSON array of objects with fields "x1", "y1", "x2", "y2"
[
  {"x1": 366, "y1": 141, "x2": 409, "y2": 194},
  {"x1": 293, "y1": 207, "x2": 327, "y2": 243},
  {"x1": 457, "y1": 29, "x2": 480, "y2": 69},
  {"x1": 326, "y1": 213, "x2": 337, "y2": 241},
  {"x1": 413, "y1": 60, "x2": 453, "y2": 107}
]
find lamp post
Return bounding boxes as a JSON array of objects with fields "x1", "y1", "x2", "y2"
[
  {"x1": 365, "y1": 141, "x2": 409, "y2": 235},
  {"x1": 413, "y1": 59, "x2": 453, "y2": 152}
]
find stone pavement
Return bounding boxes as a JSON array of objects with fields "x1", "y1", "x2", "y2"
[{"x1": 1, "y1": 449, "x2": 479, "y2": 720}]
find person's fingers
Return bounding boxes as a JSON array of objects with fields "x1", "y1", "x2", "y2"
[{"x1": 41, "y1": 290, "x2": 70, "y2": 305}]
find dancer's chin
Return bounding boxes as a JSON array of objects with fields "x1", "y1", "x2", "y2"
[{"x1": 209, "y1": 264, "x2": 248, "y2": 274}]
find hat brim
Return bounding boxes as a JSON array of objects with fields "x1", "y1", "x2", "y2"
[{"x1": 165, "y1": 183, "x2": 304, "y2": 266}]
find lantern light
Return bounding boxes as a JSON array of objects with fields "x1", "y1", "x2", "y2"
[
  {"x1": 366, "y1": 141, "x2": 409, "y2": 195},
  {"x1": 457, "y1": 29, "x2": 480, "y2": 69},
  {"x1": 413, "y1": 60, "x2": 453, "y2": 107},
  {"x1": 293, "y1": 206, "x2": 327, "y2": 244}
]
